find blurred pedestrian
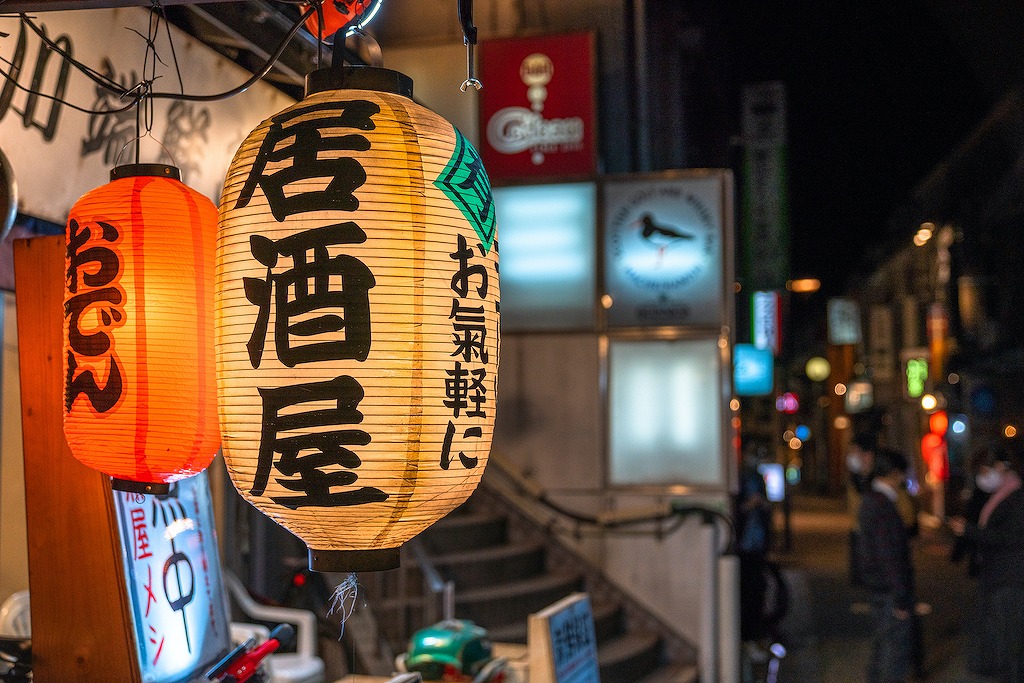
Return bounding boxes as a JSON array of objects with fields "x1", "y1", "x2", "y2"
[
  {"x1": 950, "y1": 444, "x2": 995, "y2": 577},
  {"x1": 858, "y1": 448, "x2": 916, "y2": 683},
  {"x1": 737, "y1": 439, "x2": 773, "y2": 646},
  {"x1": 846, "y1": 432, "x2": 876, "y2": 586},
  {"x1": 949, "y1": 441, "x2": 1024, "y2": 682},
  {"x1": 847, "y1": 434, "x2": 920, "y2": 582}
]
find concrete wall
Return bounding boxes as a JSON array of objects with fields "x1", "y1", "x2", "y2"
[{"x1": 493, "y1": 333, "x2": 729, "y2": 656}]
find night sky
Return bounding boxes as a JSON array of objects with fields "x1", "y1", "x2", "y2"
[{"x1": 727, "y1": 3, "x2": 995, "y2": 296}]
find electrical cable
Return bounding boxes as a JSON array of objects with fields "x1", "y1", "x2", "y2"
[
  {"x1": 15, "y1": 12, "x2": 127, "y2": 93},
  {"x1": 156, "y1": 0, "x2": 185, "y2": 95},
  {"x1": 6, "y1": 3, "x2": 316, "y2": 111},
  {"x1": 0, "y1": 56, "x2": 142, "y2": 115},
  {"x1": 152, "y1": 3, "x2": 316, "y2": 101}
]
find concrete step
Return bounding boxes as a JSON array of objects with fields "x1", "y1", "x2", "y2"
[
  {"x1": 433, "y1": 542, "x2": 547, "y2": 590},
  {"x1": 455, "y1": 572, "x2": 584, "y2": 628},
  {"x1": 635, "y1": 662, "x2": 700, "y2": 683},
  {"x1": 591, "y1": 601, "x2": 625, "y2": 644},
  {"x1": 421, "y1": 512, "x2": 507, "y2": 555},
  {"x1": 597, "y1": 629, "x2": 662, "y2": 683},
  {"x1": 482, "y1": 600, "x2": 622, "y2": 646}
]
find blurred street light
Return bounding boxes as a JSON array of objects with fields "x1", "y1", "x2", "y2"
[
  {"x1": 805, "y1": 356, "x2": 831, "y2": 381},
  {"x1": 787, "y1": 278, "x2": 821, "y2": 293},
  {"x1": 914, "y1": 222, "x2": 935, "y2": 246}
]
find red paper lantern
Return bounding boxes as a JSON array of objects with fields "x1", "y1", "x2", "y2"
[{"x1": 63, "y1": 164, "x2": 219, "y2": 493}]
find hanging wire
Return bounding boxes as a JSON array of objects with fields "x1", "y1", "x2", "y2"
[
  {"x1": 6, "y1": 5, "x2": 317, "y2": 110},
  {"x1": 155, "y1": 0, "x2": 185, "y2": 95},
  {"x1": 0, "y1": 51, "x2": 143, "y2": 115},
  {"x1": 14, "y1": 12, "x2": 137, "y2": 94},
  {"x1": 311, "y1": 0, "x2": 325, "y2": 68}
]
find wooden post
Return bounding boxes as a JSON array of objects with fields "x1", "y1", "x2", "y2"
[{"x1": 13, "y1": 235, "x2": 141, "y2": 683}]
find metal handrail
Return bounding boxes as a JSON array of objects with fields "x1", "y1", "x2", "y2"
[
  {"x1": 409, "y1": 537, "x2": 455, "y2": 623},
  {"x1": 486, "y1": 450, "x2": 735, "y2": 551}
]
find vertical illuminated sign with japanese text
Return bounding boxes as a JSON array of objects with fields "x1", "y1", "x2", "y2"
[{"x1": 115, "y1": 473, "x2": 231, "y2": 681}]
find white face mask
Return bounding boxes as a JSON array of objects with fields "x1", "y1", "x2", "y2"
[
  {"x1": 846, "y1": 453, "x2": 863, "y2": 474},
  {"x1": 977, "y1": 469, "x2": 1004, "y2": 493}
]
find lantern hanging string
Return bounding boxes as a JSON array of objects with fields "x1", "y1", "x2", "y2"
[
  {"x1": 3, "y1": 3, "x2": 317, "y2": 111},
  {"x1": 326, "y1": 573, "x2": 360, "y2": 640},
  {"x1": 129, "y1": 5, "x2": 165, "y2": 164}
]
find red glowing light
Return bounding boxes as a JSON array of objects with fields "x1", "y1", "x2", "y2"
[
  {"x1": 775, "y1": 392, "x2": 800, "y2": 414},
  {"x1": 928, "y1": 410, "x2": 948, "y2": 435}
]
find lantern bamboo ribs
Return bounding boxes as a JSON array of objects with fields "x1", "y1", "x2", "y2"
[
  {"x1": 216, "y1": 66, "x2": 499, "y2": 572},
  {"x1": 62, "y1": 164, "x2": 220, "y2": 493}
]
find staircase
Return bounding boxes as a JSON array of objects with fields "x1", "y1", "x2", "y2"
[{"x1": 418, "y1": 489, "x2": 699, "y2": 683}]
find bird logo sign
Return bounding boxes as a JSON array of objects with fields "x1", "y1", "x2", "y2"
[
  {"x1": 605, "y1": 177, "x2": 723, "y2": 326},
  {"x1": 631, "y1": 212, "x2": 697, "y2": 266},
  {"x1": 609, "y1": 184, "x2": 716, "y2": 287}
]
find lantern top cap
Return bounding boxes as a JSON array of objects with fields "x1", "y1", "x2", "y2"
[
  {"x1": 110, "y1": 164, "x2": 181, "y2": 182},
  {"x1": 305, "y1": 65, "x2": 413, "y2": 99}
]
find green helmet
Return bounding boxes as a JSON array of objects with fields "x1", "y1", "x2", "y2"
[{"x1": 405, "y1": 619, "x2": 493, "y2": 680}]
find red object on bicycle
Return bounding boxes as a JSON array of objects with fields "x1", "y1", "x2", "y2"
[
  {"x1": 206, "y1": 624, "x2": 295, "y2": 683},
  {"x1": 222, "y1": 639, "x2": 281, "y2": 683}
]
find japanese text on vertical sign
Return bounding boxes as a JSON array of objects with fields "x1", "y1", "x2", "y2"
[
  {"x1": 235, "y1": 99, "x2": 387, "y2": 508},
  {"x1": 441, "y1": 234, "x2": 490, "y2": 470},
  {"x1": 65, "y1": 217, "x2": 125, "y2": 413}
]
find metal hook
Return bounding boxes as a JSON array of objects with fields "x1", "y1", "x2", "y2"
[{"x1": 458, "y1": 0, "x2": 481, "y2": 92}]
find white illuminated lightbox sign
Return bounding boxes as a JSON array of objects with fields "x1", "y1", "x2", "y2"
[
  {"x1": 115, "y1": 472, "x2": 232, "y2": 682},
  {"x1": 604, "y1": 174, "x2": 729, "y2": 328},
  {"x1": 609, "y1": 338, "x2": 723, "y2": 487},
  {"x1": 494, "y1": 183, "x2": 597, "y2": 330},
  {"x1": 827, "y1": 298, "x2": 862, "y2": 345}
]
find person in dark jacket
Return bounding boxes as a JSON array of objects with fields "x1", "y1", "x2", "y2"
[
  {"x1": 950, "y1": 441, "x2": 1024, "y2": 682},
  {"x1": 950, "y1": 444, "x2": 994, "y2": 577},
  {"x1": 858, "y1": 448, "x2": 915, "y2": 683},
  {"x1": 736, "y1": 440, "x2": 773, "y2": 644}
]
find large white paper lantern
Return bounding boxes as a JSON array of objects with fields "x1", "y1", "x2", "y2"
[{"x1": 216, "y1": 66, "x2": 499, "y2": 571}]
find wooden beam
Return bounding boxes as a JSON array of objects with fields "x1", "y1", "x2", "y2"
[
  {"x1": 13, "y1": 235, "x2": 142, "y2": 683},
  {"x1": 1, "y1": 0, "x2": 237, "y2": 12}
]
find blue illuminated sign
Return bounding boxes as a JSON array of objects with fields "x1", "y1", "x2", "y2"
[
  {"x1": 734, "y1": 344, "x2": 774, "y2": 396},
  {"x1": 546, "y1": 595, "x2": 600, "y2": 683}
]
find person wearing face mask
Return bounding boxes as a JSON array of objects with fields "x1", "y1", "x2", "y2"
[
  {"x1": 846, "y1": 433, "x2": 877, "y2": 586},
  {"x1": 950, "y1": 446, "x2": 994, "y2": 576},
  {"x1": 949, "y1": 442, "x2": 1024, "y2": 681}
]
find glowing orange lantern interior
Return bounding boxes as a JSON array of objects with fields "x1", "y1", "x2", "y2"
[{"x1": 63, "y1": 164, "x2": 220, "y2": 493}]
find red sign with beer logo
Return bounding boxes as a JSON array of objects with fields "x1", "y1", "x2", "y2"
[{"x1": 479, "y1": 32, "x2": 597, "y2": 181}]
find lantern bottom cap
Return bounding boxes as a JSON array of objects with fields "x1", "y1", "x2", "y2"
[
  {"x1": 111, "y1": 478, "x2": 171, "y2": 495},
  {"x1": 309, "y1": 547, "x2": 400, "y2": 573}
]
